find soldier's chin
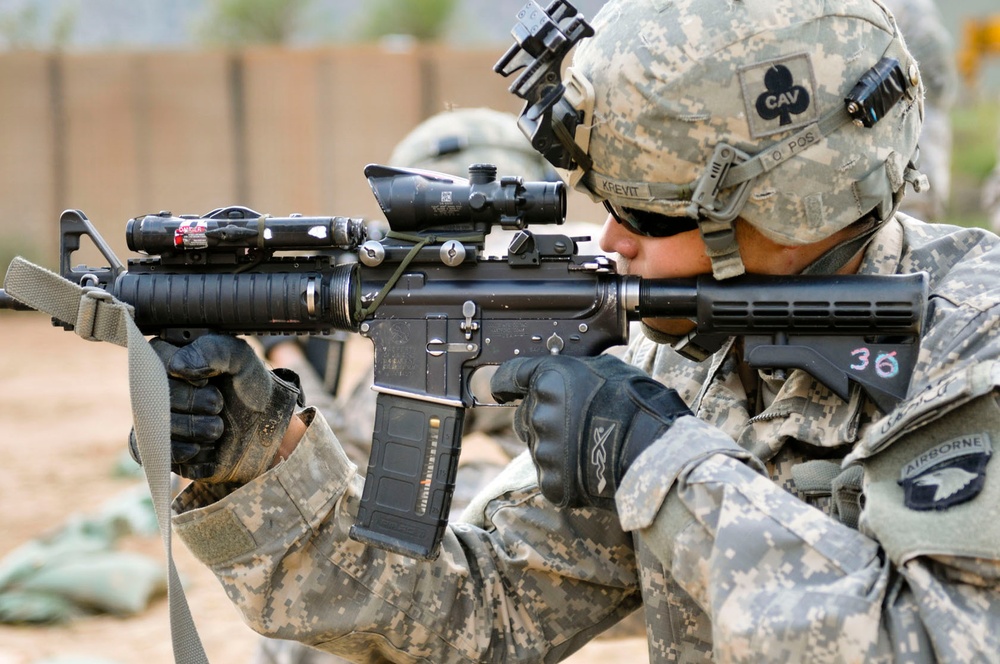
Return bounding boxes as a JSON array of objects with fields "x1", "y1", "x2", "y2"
[{"x1": 642, "y1": 318, "x2": 696, "y2": 336}]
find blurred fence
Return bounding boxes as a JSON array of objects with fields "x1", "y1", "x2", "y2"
[{"x1": 0, "y1": 44, "x2": 604, "y2": 271}]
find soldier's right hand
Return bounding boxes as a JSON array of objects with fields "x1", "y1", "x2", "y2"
[{"x1": 128, "y1": 334, "x2": 302, "y2": 484}]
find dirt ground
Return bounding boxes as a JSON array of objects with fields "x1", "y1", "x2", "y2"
[{"x1": 0, "y1": 314, "x2": 649, "y2": 664}]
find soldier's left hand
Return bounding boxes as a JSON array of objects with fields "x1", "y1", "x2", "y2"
[
  {"x1": 491, "y1": 354, "x2": 693, "y2": 510},
  {"x1": 128, "y1": 334, "x2": 303, "y2": 484}
]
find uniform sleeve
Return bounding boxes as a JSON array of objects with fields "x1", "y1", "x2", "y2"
[
  {"x1": 172, "y1": 410, "x2": 640, "y2": 664},
  {"x1": 617, "y1": 412, "x2": 1000, "y2": 663}
]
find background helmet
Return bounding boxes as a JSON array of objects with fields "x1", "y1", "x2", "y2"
[
  {"x1": 570, "y1": 0, "x2": 924, "y2": 272},
  {"x1": 389, "y1": 106, "x2": 559, "y2": 181}
]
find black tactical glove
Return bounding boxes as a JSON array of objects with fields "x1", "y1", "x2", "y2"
[
  {"x1": 129, "y1": 334, "x2": 302, "y2": 483},
  {"x1": 491, "y1": 354, "x2": 693, "y2": 510}
]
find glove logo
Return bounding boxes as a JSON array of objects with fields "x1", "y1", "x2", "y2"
[{"x1": 590, "y1": 418, "x2": 617, "y2": 494}]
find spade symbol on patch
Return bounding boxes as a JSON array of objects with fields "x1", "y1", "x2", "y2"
[{"x1": 755, "y1": 64, "x2": 811, "y2": 126}]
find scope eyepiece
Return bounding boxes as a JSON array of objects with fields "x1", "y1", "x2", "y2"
[{"x1": 364, "y1": 163, "x2": 566, "y2": 233}]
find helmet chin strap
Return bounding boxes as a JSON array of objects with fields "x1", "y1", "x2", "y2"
[
  {"x1": 639, "y1": 213, "x2": 884, "y2": 362},
  {"x1": 690, "y1": 102, "x2": 859, "y2": 280},
  {"x1": 636, "y1": 173, "x2": 920, "y2": 362},
  {"x1": 691, "y1": 103, "x2": 925, "y2": 281},
  {"x1": 799, "y1": 214, "x2": 884, "y2": 275},
  {"x1": 696, "y1": 216, "x2": 745, "y2": 280},
  {"x1": 798, "y1": 166, "x2": 922, "y2": 276},
  {"x1": 688, "y1": 144, "x2": 754, "y2": 280}
]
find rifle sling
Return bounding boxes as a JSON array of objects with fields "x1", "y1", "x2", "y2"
[{"x1": 3, "y1": 256, "x2": 211, "y2": 664}]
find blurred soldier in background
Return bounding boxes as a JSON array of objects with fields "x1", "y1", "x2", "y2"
[
  {"x1": 884, "y1": 0, "x2": 958, "y2": 221},
  {"x1": 252, "y1": 106, "x2": 600, "y2": 664},
  {"x1": 388, "y1": 106, "x2": 560, "y2": 183}
]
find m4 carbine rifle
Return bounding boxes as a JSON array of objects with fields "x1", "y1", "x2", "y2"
[{"x1": 1, "y1": 163, "x2": 928, "y2": 560}]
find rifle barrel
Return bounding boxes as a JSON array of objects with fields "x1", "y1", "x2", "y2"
[{"x1": 0, "y1": 289, "x2": 33, "y2": 311}]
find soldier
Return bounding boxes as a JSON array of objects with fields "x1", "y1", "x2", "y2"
[
  {"x1": 153, "y1": 1, "x2": 1000, "y2": 661},
  {"x1": 387, "y1": 106, "x2": 559, "y2": 183}
]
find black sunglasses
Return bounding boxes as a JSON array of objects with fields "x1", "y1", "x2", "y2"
[{"x1": 603, "y1": 200, "x2": 700, "y2": 238}]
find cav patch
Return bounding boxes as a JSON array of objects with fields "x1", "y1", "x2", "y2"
[
  {"x1": 738, "y1": 53, "x2": 818, "y2": 139},
  {"x1": 897, "y1": 434, "x2": 993, "y2": 510}
]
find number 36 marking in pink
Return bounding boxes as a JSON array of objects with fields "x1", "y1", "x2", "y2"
[{"x1": 850, "y1": 348, "x2": 899, "y2": 378}]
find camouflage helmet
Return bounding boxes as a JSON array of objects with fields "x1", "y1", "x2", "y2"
[
  {"x1": 567, "y1": 0, "x2": 925, "y2": 277},
  {"x1": 390, "y1": 107, "x2": 558, "y2": 181}
]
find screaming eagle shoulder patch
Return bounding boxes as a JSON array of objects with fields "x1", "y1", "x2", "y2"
[
  {"x1": 738, "y1": 53, "x2": 819, "y2": 139},
  {"x1": 897, "y1": 434, "x2": 993, "y2": 510}
]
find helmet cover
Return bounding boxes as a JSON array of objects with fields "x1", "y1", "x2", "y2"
[{"x1": 571, "y1": 0, "x2": 924, "y2": 245}]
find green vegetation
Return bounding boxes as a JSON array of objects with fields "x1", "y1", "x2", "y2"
[
  {"x1": 946, "y1": 96, "x2": 1000, "y2": 229},
  {"x1": 195, "y1": 0, "x2": 313, "y2": 45},
  {"x1": 357, "y1": 0, "x2": 459, "y2": 42},
  {"x1": 194, "y1": 0, "x2": 459, "y2": 46},
  {"x1": 0, "y1": 1, "x2": 76, "y2": 50}
]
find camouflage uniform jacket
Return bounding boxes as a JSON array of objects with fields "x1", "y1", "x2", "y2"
[{"x1": 173, "y1": 215, "x2": 1000, "y2": 663}]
